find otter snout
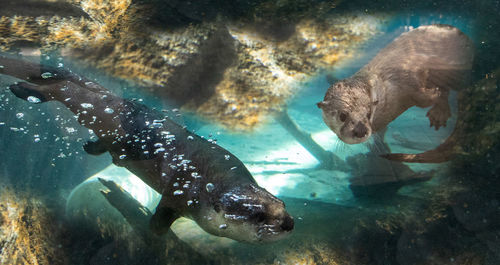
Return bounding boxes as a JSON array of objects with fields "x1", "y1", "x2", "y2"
[
  {"x1": 280, "y1": 215, "x2": 294, "y2": 231},
  {"x1": 337, "y1": 119, "x2": 372, "y2": 144},
  {"x1": 353, "y1": 121, "x2": 368, "y2": 138}
]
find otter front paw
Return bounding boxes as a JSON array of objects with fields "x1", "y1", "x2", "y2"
[{"x1": 426, "y1": 103, "x2": 451, "y2": 130}]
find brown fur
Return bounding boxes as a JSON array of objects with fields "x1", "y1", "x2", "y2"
[{"x1": 318, "y1": 24, "x2": 474, "y2": 162}]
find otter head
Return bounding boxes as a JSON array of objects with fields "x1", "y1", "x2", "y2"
[
  {"x1": 317, "y1": 78, "x2": 377, "y2": 144},
  {"x1": 194, "y1": 182, "x2": 294, "y2": 243}
]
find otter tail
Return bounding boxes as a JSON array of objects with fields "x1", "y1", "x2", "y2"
[
  {"x1": 382, "y1": 68, "x2": 500, "y2": 164},
  {"x1": 381, "y1": 127, "x2": 458, "y2": 163}
]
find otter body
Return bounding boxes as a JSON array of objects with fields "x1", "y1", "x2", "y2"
[
  {"x1": 318, "y1": 25, "x2": 474, "y2": 161},
  {"x1": 0, "y1": 56, "x2": 293, "y2": 243}
]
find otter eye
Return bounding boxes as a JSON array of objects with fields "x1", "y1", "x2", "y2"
[
  {"x1": 214, "y1": 204, "x2": 221, "y2": 213},
  {"x1": 339, "y1": 112, "x2": 347, "y2": 122}
]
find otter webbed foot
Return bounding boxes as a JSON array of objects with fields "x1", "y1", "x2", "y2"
[
  {"x1": 426, "y1": 101, "x2": 451, "y2": 130},
  {"x1": 83, "y1": 140, "x2": 108, "y2": 155}
]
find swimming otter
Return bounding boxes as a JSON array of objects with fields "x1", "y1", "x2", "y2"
[
  {"x1": 317, "y1": 24, "x2": 474, "y2": 162},
  {"x1": 0, "y1": 55, "x2": 294, "y2": 243}
]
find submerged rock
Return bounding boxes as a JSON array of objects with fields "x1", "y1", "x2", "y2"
[
  {"x1": 0, "y1": 0, "x2": 387, "y2": 130},
  {"x1": 0, "y1": 187, "x2": 67, "y2": 265}
]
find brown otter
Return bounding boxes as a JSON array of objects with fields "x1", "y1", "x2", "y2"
[
  {"x1": 0, "y1": 55, "x2": 294, "y2": 243},
  {"x1": 317, "y1": 24, "x2": 474, "y2": 162}
]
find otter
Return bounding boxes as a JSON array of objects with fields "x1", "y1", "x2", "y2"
[
  {"x1": 317, "y1": 24, "x2": 474, "y2": 162},
  {"x1": 0, "y1": 55, "x2": 294, "y2": 243}
]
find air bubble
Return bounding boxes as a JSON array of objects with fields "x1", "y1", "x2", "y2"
[
  {"x1": 206, "y1": 183, "x2": 215, "y2": 192},
  {"x1": 152, "y1": 120, "x2": 164, "y2": 128},
  {"x1": 187, "y1": 136, "x2": 194, "y2": 140},
  {"x1": 153, "y1": 119, "x2": 166, "y2": 124},
  {"x1": 16, "y1": 113, "x2": 24, "y2": 119},
  {"x1": 224, "y1": 155, "x2": 230, "y2": 160},
  {"x1": 173, "y1": 190, "x2": 184, "y2": 196},
  {"x1": 104, "y1": 107, "x2": 114, "y2": 114},
  {"x1": 187, "y1": 200, "x2": 193, "y2": 206},
  {"x1": 27, "y1": 96, "x2": 41, "y2": 103},
  {"x1": 81, "y1": 103, "x2": 94, "y2": 109},
  {"x1": 41, "y1": 72, "x2": 53, "y2": 79},
  {"x1": 219, "y1": 224, "x2": 227, "y2": 229},
  {"x1": 154, "y1": 147, "x2": 165, "y2": 154},
  {"x1": 119, "y1": 154, "x2": 127, "y2": 159}
]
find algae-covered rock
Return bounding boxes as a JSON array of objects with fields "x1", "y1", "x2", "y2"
[
  {"x1": 453, "y1": 70, "x2": 500, "y2": 163},
  {"x1": 0, "y1": 0, "x2": 387, "y2": 130},
  {"x1": 0, "y1": 187, "x2": 67, "y2": 265}
]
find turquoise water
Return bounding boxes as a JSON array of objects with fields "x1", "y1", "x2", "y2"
[{"x1": 0, "y1": 0, "x2": 499, "y2": 264}]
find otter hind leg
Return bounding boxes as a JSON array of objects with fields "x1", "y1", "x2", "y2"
[
  {"x1": 412, "y1": 85, "x2": 451, "y2": 131},
  {"x1": 425, "y1": 89, "x2": 451, "y2": 130},
  {"x1": 413, "y1": 86, "x2": 441, "y2": 107}
]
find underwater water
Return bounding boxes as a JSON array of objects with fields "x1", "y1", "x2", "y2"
[{"x1": 0, "y1": 0, "x2": 499, "y2": 264}]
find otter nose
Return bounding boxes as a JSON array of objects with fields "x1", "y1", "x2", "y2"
[
  {"x1": 353, "y1": 122, "x2": 368, "y2": 138},
  {"x1": 280, "y1": 215, "x2": 294, "y2": 231}
]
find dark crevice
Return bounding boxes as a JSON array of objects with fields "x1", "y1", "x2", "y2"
[{"x1": 157, "y1": 27, "x2": 237, "y2": 107}]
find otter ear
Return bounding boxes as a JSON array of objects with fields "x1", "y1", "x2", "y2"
[{"x1": 316, "y1": 101, "x2": 328, "y2": 109}]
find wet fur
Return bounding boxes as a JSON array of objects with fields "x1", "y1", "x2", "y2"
[
  {"x1": 0, "y1": 55, "x2": 293, "y2": 242},
  {"x1": 318, "y1": 24, "x2": 474, "y2": 162}
]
